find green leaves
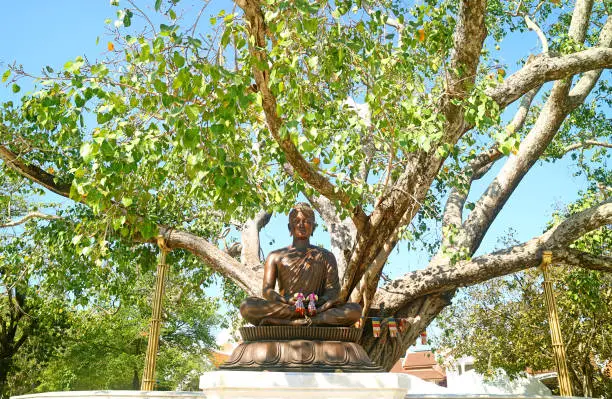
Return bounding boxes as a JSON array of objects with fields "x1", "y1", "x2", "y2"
[
  {"x1": 123, "y1": 9, "x2": 133, "y2": 27},
  {"x1": 139, "y1": 219, "x2": 157, "y2": 239},
  {"x1": 172, "y1": 51, "x2": 185, "y2": 68},
  {"x1": 80, "y1": 143, "x2": 96, "y2": 161},
  {"x1": 120, "y1": 197, "x2": 133, "y2": 208},
  {"x1": 184, "y1": 104, "x2": 199, "y2": 121},
  {"x1": 64, "y1": 57, "x2": 85, "y2": 73},
  {"x1": 464, "y1": 90, "x2": 501, "y2": 129}
]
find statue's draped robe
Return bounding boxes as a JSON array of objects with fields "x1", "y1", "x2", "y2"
[
  {"x1": 240, "y1": 246, "x2": 360, "y2": 326},
  {"x1": 277, "y1": 247, "x2": 338, "y2": 300}
]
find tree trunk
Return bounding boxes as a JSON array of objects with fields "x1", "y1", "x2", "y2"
[
  {"x1": 582, "y1": 361, "x2": 594, "y2": 398},
  {"x1": 132, "y1": 368, "x2": 140, "y2": 390},
  {"x1": 568, "y1": 364, "x2": 583, "y2": 397},
  {"x1": 0, "y1": 356, "x2": 12, "y2": 399},
  {"x1": 359, "y1": 293, "x2": 453, "y2": 370}
]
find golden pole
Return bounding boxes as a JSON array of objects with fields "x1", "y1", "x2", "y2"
[
  {"x1": 541, "y1": 251, "x2": 573, "y2": 397},
  {"x1": 141, "y1": 237, "x2": 170, "y2": 391}
]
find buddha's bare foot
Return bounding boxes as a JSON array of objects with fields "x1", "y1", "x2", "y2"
[{"x1": 289, "y1": 317, "x2": 312, "y2": 326}]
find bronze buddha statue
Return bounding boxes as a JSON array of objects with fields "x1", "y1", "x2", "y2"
[
  {"x1": 240, "y1": 203, "x2": 361, "y2": 327},
  {"x1": 223, "y1": 204, "x2": 381, "y2": 372}
]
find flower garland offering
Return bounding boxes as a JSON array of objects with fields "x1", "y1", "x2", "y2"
[
  {"x1": 292, "y1": 292, "x2": 319, "y2": 318},
  {"x1": 307, "y1": 293, "x2": 318, "y2": 316},
  {"x1": 294, "y1": 292, "x2": 305, "y2": 316}
]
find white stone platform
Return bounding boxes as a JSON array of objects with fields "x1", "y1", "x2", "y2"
[
  {"x1": 10, "y1": 372, "x2": 562, "y2": 399},
  {"x1": 199, "y1": 371, "x2": 447, "y2": 399},
  {"x1": 12, "y1": 392, "x2": 204, "y2": 399}
]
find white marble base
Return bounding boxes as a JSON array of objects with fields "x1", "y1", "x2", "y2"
[
  {"x1": 12, "y1": 391, "x2": 204, "y2": 399},
  {"x1": 9, "y1": 374, "x2": 559, "y2": 399},
  {"x1": 199, "y1": 371, "x2": 448, "y2": 399}
]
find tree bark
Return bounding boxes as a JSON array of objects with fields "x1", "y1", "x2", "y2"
[
  {"x1": 240, "y1": 210, "x2": 271, "y2": 270},
  {"x1": 0, "y1": 288, "x2": 31, "y2": 399},
  {"x1": 308, "y1": 195, "x2": 356, "y2": 279},
  {"x1": 361, "y1": 293, "x2": 453, "y2": 370},
  {"x1": 487, "y1": 48, "x2": 612, "y2": 107},
  {"x1": 377, "y1": 199, "x2": 612, "y2": 312},
  {"x1": 160, "y1": 227, "x2": 263, "y2": 297}
]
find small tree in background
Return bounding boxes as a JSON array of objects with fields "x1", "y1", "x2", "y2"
[
  {"x1": 1, "y1": 197, "x2": 224, "y2": 396},
  {"x1": 436, "y1": 192, "x2": 612, "y2": 397}
]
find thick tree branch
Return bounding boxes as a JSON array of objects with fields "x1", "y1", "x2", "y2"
[
  {"x1": 240, "y1": 210, "x2": 271, "y2": 269},
  {"x1": 492, "y1": 0, "x2": 597, "y2": 109},
  {"x1": 447, "y1": 0, "x2": 487, "y2": 96},
  {"x1": 235, "y1": 0, "x2": 367, "y2": 231},
  {"x1": 160, "y1": 227, "x2": 262, "y2": 297},
  {"x1": 441, "y1": 186, "x2": 467, "y2": 236},
  {"x1": 437, "y1": 86, "x2": 540, "y2": 255},
  {"x1": 544, "y1": 199, "x2": 612, "y2": 247},
  {"x1": 376, "y1": 0, "x2": 488, "y2": 213},
  {"x1": 342, "y1": 0, "x2": 489, "y2": 301},
  {"x1": 308, "y1": 194, "x2": 356, "y2": 279},
  {"x1": 352, "y1": 202, "x2": 419, "y2": 310},
  {"x1": 376, "y1": 200, "x2": 612, "y2": 312},
  {"x1": 0, "y1": 145, "x2": 71, "y2": 197},
  {"x1": 568, "y1": 17, "x2": 612, "y2": 106},
  {"x1": 0, "y1": 212, "x2": 62, "y2": 228},
  {"x1": 442, "y1": 0, "x2": 487, "y2": 142},
  {"x1": 567, "y1": 0, "x2": 594, "y2": 44},
  {"x1": 487, "y1": 48, "x2": 612, "y2": 108},
  {"x1": 460, "y1": 96, "x2": 568, "y2": 253},
  {"x1": 461, "y1": 12, "x2": 611, "y2": 253},
  {"x1": 555, "y1": 248, "x2": 612, "y2": 273},
  {"x1": 368, "y1": 0, "x2": 487, "y2": 229},
  {"x1": 546, "y1": 0, "x2": 596, "y2": 103}
]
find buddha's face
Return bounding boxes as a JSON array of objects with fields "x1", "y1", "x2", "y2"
[{"x1": 290, "y1": 211, "x2": 314, "y2": 240}]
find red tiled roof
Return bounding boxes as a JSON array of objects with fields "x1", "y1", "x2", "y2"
[
  {"x1": 406, "y1": 369, "x2": 445, "y2": 381},
  {"x1": 403, "y1": 351, "x2": 438, "y2": 368},
  {"x1": 390, "y1": 351, "x2": 447, "y2": 383},
  {"x1": 390, "y1": 361, "x2": 407, "y2": 373}
]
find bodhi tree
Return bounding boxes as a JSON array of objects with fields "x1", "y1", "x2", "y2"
[{"x1": 1, "y1": 0, "x2": 611, "y2": 370}]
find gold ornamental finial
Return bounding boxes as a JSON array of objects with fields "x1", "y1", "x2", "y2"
[{"x1": 541, "y1": 250, "x2": 552, "y2": 267}]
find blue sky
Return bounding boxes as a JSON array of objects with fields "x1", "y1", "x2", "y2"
[
  {"x1": 0, "y1": 1, "x2": 597, "y2": 344},
  {"x1": 0, "y1": 2, "x2": 111, "y2": 76}
]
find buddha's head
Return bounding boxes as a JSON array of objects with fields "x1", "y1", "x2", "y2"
[{"x1": 288, "y1": 202, "x2": 317, "y2": 239}]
